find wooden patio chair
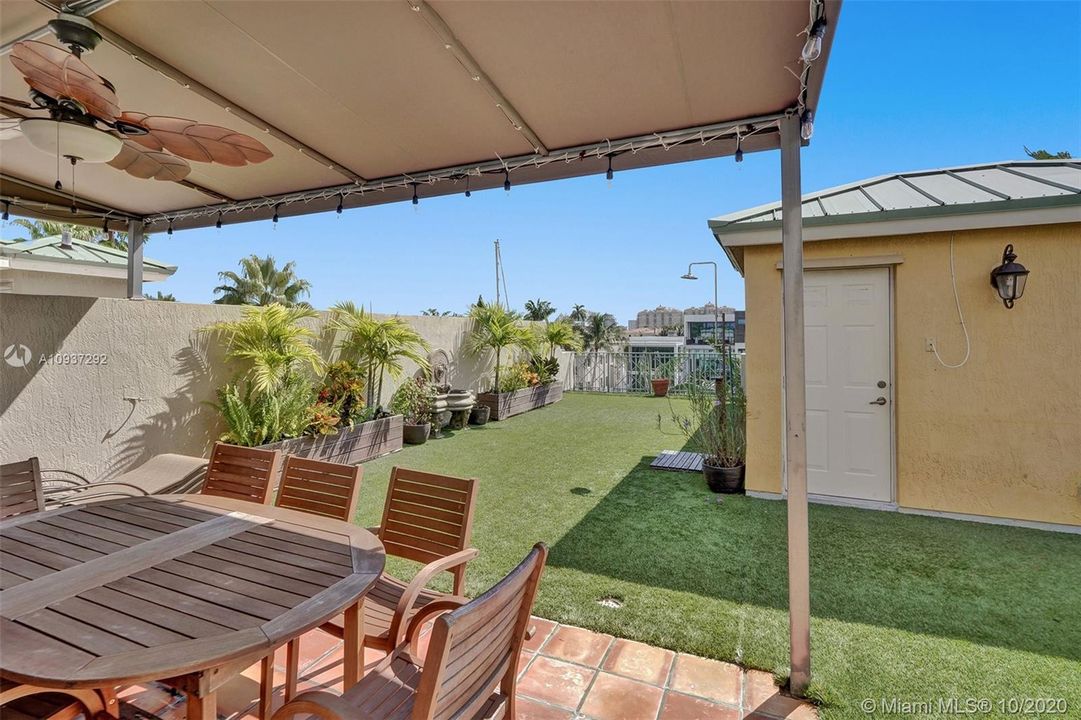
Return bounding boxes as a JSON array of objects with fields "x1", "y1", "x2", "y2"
[
  {"x1": 270, "y1": 456, "x2": 363, "y2": 703},
  {"x1": 1, "y1": 457, "x2": 46, "y2": 519},
  {"x1": 272, "y1": 543, "x2": 547, "y2": 720},
  {"x1": 0, "y1": 680, "x2": 118, "y2": 720},
  {"x1": 200, "y1": 442, "x2": 282, "y2": 504},
  {"x1": 275, "y1": 456, "x2": 363, "y2": 521},
  {"x1": 317, "y1": 467, "x2": 480, "y2": 657}
]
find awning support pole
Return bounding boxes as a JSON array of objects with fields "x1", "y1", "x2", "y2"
[
  {"x1": 780, "y1": 113, "x2": 811, "y2": 694},
  {"x1": 126, "y1": 219, "x2": 144, "y2": 300}
]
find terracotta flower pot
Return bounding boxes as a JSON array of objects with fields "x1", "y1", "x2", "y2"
[
  {"x1": 651, "y1": 378, "x2": 670, "y2": 397},
  {"x1": 703, "y1": 460, "x2": 745, "y2": 494}
]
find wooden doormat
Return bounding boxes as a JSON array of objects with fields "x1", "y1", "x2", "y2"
[{"x1": 650, "y1": 450, "x2": 706, "y2": 472}]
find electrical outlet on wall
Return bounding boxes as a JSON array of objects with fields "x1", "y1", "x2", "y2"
[{"x1": 925, "y1": 338, "x2": 936, "y2": 352}]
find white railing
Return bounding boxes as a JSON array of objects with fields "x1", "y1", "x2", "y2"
[{"x1": 568, "y1": 350, "x2": 743, "y2": 394}]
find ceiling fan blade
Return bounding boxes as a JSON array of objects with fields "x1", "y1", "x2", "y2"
[
  {"x1": 119, "y1": 113, "x2": 272, "y2": 166},
  {"x1": 0, "y1": 96, "x2": 33, "y2": 109},
  {"x1": 10, "y1": 40, "x2": 120, "y2": 121},
  {"x1": 108, "y1": 139, "x2": 191, "y2": 181}
]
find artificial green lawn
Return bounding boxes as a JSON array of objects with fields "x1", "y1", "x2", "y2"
[{"x1": 358, "y1": 393, "x2": 1081, "y2": 719}]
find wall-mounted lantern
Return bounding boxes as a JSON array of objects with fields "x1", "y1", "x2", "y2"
[{"x1": 990, "y1": 244, "x2": 1029, "y2": 309}]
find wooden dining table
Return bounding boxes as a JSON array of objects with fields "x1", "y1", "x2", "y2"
[{"x1": 0, "y1": 494, "x2": 385, "y2": 720}]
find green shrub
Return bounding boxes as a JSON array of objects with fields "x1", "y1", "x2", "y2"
[
  {"x1": 214, "y1": 372, "x2": 314, "y2": 446},
  {"x1": 390, "y1": 377, "x2": 437, "y2": 424},
  {"x1": 317, "y1": 361, "x2": 366, "y2": 426},
  {"x1": 498, "y1": 362, "x2": 537, "y2": 393}
]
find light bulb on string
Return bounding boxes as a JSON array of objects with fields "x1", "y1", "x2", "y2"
[
  {"x1": 2, "y1": 201, "x2": 9, "y2": 223},
  {"x1": 465, "y1": 175, "x2": 471, "y2": 198},
  {"x1": 167, "y1": 219, "x2": 173, "y2": 236},
  {"x1": 606, "y1": 155, "x2": 613, "y2": 187},
  {"x1": 336, "y1": 193, "x2": 343, "y2": 217},
  {"x1": 800, "y1": 110, "x2": 815, "y2": 141},
  {"x1": 801, "y1": 18, "x2": 827, "y2": 63},
  {"x1": 216, "y1": 212, "x2": 223, "y2": 230},
  {"x1": 735, "y1": 135, "x2": 744, "y2": 163},
  {"x1": 411, "y1": 183, "x2": 419, "y2": 207},
  {"x1": 272, "y1": 204, "x2": 280, "y2": 229},
  {"x1": 503, "y1": 170, "x2": 511, "y2": 193}
]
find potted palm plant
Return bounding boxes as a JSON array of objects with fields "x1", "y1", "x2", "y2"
[
  {"x1": 391, "y1": 377, "x2": 437, "y2": 444},
  {"x1": 670, "y1": 376, "x2": 746, "y2": 493},
  {"x1": 470, "y1": 303, "x2": 560, "y2": 420}
]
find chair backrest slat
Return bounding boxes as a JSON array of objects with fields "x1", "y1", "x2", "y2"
[
  {"x1": 275, "y1": 456, "x2": 362, "y2": 521},
  {"x1": 412, "y1": 543, "x2": 548, "y2": 720},
  {"x1": 0, "y1": 457, "x2": 45, "y2": 519},
  {"x1": 201, "y1": 443, "x2": 281, "y2": 504},
  {"x1": 380, "y1": 467, "x2": 477, "y2": 568}
]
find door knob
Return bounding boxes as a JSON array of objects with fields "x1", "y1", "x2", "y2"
[{"x1": 869, "y1": 397, "x2": 887, "y2": 405}]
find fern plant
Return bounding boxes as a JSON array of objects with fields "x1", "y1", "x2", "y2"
[{"x1": 214, "y1": 373, "x2": 314, "y2": 446}]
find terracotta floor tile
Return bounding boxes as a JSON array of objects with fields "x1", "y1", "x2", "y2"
[
  {"x1": 541, "y1": 625, "x2": 613, "y2": 667},
  {"x1": 602, "y1": 638, "x2": 675, "y2": 685},
  {"x1": 296, "y1": 647, "x2": 387, "y2": 693},
  {"x1": 669, "y1": 655, "x2": 741, "y2": 706},
  {"x1": 524, "y1": 617, "x2": 559, "y2": 653},
  {"x1": 659, "y1": 691, "x2": 740, "y2": 720},
  {"x1": 289, "y1": 630, "x2": 344, "y2": 668},
  {"x1": 517, "y1": 656, "x2": 597, "y2": 710},
  {"x1": 743, "y1": 671, "x2": 815, "y2": 719},
  {"x1": 579, "y1": 672, "x2": 664, "y2": 720},
  {"x1": 515, "y1": 696, "x2": 577, "y2": 720}
]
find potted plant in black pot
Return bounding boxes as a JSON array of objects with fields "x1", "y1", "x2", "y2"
[
  {"x1": 391, "y1": 377, "x2": 437, "y2": 445},
  {"x1": 670, "y1": 376, "x2": 746, "y2": 493}
]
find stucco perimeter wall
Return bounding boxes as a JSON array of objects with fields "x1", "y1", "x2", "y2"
[
  {"x1": 0, "y1": 295, "x2": 568, "y2": 482},
  {"x1": 742, "y1": 222, "x2": 1081, "y2": 526}
]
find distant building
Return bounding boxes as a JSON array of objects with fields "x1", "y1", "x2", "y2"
[
  {"x1": 632, "y1": 305, "x2": 683, "y2": 333},
  {"x1": 0, "y1": 235, "x2": 176, "y2": 298},
  {"x1": 683, "y1": 305, "x2": 745, "y2": 353}
]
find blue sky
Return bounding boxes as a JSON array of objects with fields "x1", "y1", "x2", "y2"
[{"x1": 142, "y1": 1, "x2": 1078, "y2": 324}]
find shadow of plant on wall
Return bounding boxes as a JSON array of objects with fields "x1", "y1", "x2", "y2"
[
  {"x1": 107, "y1": 331, "x2": 226, "y2": 477},
  {"x1": 547, "y1": 456, "x2": 1081, "y2": 663}
]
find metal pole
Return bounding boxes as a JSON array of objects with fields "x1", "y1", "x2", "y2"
[
  {"x1": 126, "y1": 219, "x2": 144, "y2": 300},
  {"x1": 780, "y1": 113, "x2": 811, "y2": 693},
  {"x1": 494, "y1": 239, "x2": 500, "y2": 307}
]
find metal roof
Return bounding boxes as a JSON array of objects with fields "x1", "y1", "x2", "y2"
[
  {"x1": 0, "y1": 235, "x2": 176, "y2": 275},
  {"x1": 709, "y1": 159, "x2": 1081, "y2": 233},
  {"x1": 1, "y1": 0, "x2": 841, "y2": 231}
]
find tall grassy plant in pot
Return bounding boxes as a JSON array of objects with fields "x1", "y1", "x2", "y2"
[
  {"x1": 670, "y1": 379, "x2": 747, "y2": 493},
  {"x1": 328, "y1": 302, "x2": 431, "y2": 407}
]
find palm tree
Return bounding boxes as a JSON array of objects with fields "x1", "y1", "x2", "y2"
[
  {"x1": 213, "y1": 255, "x2": 312, "y2": 307},
  {"x1": 580, "y1": 312, "x2": 624, "y2": 356},
  {"x1": 539, "y1": 318, "x2": 583, "y2": 359},
  {"x1": 422, "y1": 308, "x2": 451, "y2": 316},
  {"x1": 569, "y1": 304, "x2": 589, "y2": 323},
  {"x1": 329, "y1": 302, "x2": 431, "y2": 406},
  {"x1": 204, "y1": 303, "x2": 323, "y2": 394},
  {"x1": 149, "y1": 291, "x2": 176, "y2": 301},
  {"x1": 523, "y1": 298, "x2": 555, "y2": 322},
  {"x1": 468, "y1": 303, "x2": 534, "y2": 393}
]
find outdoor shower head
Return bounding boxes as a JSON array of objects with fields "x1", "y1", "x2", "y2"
[{"x1": 681, "y1": 272, "x2": 697, "y2": 280}]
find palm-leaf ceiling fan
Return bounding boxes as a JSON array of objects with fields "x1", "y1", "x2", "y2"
[{"x1": 1, "y1": 12, "x2": 272, "y2": 191}]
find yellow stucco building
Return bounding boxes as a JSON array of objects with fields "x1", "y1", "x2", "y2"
[{"x1": 710, "y1": 160, "x2": 1081, "y2": 531}]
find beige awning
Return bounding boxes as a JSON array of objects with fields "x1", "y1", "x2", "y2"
[{"x1": 1, "y1": 0, "x2": 840, "y2": 230}]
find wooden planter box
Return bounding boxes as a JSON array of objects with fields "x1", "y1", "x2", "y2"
[
  {"x1": 259, "y1": 415, "x2": 403, "y2": 467},
  {"x1": 476, "y1": 382, "x2": 563, "y2": 421}
]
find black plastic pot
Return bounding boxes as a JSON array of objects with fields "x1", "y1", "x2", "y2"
[
  {"x1": 703, "y1": 460, "x2": 745, "y2": 494},
  {"x1": 402, "y1": 422, "x2": 431, "y2": 445},
  {"x1": 469, "y1": 406, "x2": 491, "y2": 425}
]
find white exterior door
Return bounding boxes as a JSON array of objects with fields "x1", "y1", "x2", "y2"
[{"x1": 801, "y1": 267, "x2": 892, "y2": 502}]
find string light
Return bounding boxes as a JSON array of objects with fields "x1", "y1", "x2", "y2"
[
  {"x1": 735, "y1": 135, "x2": 744, "y2": 163},
  {"x1": 465, "y1": 175, "x2": 471, "y2": 198},
  {"x1": 167, "y1": 219, "x2": 173, "y2": 235},
  {"x1": 412, "y1": 183, "x2": 419, "y2": 205},
  {"x1": 503, "y1": 170, "x2": 511, "y2": 192},
  {"x1": 272, "y1": 204, "x2": 280, "y2": 228},
  {"x1": 216, "y1": 211, "x2": 222, "y2": 229},
  {"x1": 801, "y1": 18, "x2": 827, "y2": 63},
  {"x1": 336, "y1": 193, "x2": 343, "y2": 215},
  {"x1": 800, "y1": 110, "x2": 814, "y2": 141},
  {"x1": 2, "y1": 201, "x2": 9, "y2": 222},
  {"x1": 606, "y1": 155, "x2": 614, "y2": 183}
]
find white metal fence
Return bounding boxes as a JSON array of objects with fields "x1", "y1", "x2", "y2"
[{"x1": 568, "y1": 350, "x2": 743, "y2": 394}]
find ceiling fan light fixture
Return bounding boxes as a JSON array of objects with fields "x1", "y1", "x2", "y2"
[{"x1": 20, "y1": 118, "x2": 121, "y2": 163}]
